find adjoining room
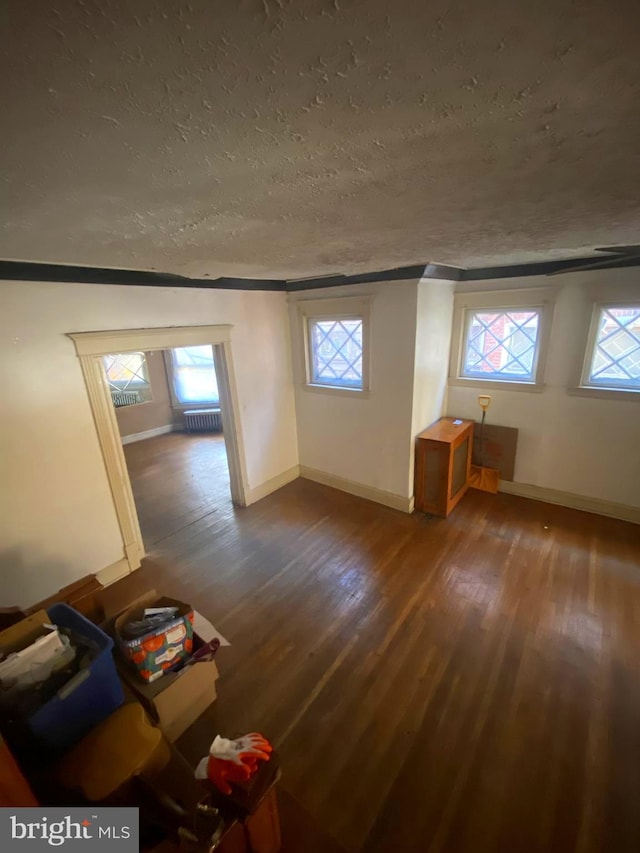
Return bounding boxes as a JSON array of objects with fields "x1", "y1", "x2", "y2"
[{"x1": 105, "y1": 346, "x2": 232, "y2": 549}]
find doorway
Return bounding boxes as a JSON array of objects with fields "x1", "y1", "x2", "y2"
[
  {"x1": 68, "y1": 325, "x2": 248, "y2": 582},
  {"x1": 104, "y1": 346, "x2": 232, "y2": 549}
]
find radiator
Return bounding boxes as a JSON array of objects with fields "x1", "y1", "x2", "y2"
[
  {"x1": 184, "y1": 408, "x2": 222, "y2": 433},
  {"x1": 111, "y1": 390, "x2": 140, "y2": 407}
]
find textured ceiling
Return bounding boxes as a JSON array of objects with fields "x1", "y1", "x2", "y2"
[{"x1": 2, "y1": 0, "x2": 639, "y2": 279}]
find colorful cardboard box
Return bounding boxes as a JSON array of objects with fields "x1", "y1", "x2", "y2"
[
  {"x1": 105, "y1": 591, "x2": 220, "y2": 742},
  {"x1": 115, "y1": 595, "x2": 194, "y2": 683}
]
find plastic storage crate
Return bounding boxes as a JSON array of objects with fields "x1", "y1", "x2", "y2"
[{"x1": 27, "y1": 604, "x2": 124, "y2": 751}]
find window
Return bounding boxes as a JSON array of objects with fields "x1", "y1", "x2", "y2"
[
  {"x1": 449, "y1": 288, "x2": 554, "y2": 391},
  {"x1": 103, "y1": 352, "x2": 152, "y2": 406},
  {"x1": 296, "y1": 296, "x2": 371, "y2": 396},
  {"x1": 582, "y1": 304, "x2": 640, "y2": 392},
  {"x1": 169, "y1": 345, "x2": 219, "y2": 405},
  {"x1": 461, "y1": 309, "x2": 541, "y2": 383},
  {"x1": 309, "y1": 318, "x2": 364, "y2": 389}
]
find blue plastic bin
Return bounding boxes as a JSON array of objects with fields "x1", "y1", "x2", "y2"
[{"x1": 27, "y1": 604, "x2": 124, "y2": 751}]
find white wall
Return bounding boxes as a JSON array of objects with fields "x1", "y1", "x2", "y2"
[
  {"x1": 409, "y1": 279, "x2": 455, "y2": 491},
  {"x1": 289, "y1": 280, "x2": 419, "y2": 503},
  {"x1": 447, "y1": 269, "x2": 640, "y2": 509},
  {"x1": 115, "y1": 350, "x2": 177, "y2": 438},
  {"x1": 0, "y1": 281, "x2": 298, "y2": 607}
]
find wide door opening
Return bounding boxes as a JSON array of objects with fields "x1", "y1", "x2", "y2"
[{"x1": 103, "y1": 344, "x2": 232, "y2": 550}]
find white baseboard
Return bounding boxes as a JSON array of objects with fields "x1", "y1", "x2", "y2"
[
  {"x1": 96, "y1": 557, "x2": 131, "y2": 587},
  {"x1": 499, "y1": 481, "x2": 640, "y2": 525},
  {"x1": 299, "y1": 465, "x2": 413, "y2": 513},
  {"x1": 244, "y1": 465, "x2": 301, "y2": 505},
  {"x1": 120, "y1": 424, "x2": 177, "y2": 445}
]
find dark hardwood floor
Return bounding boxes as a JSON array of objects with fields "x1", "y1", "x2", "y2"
[
  {"x1": 123, "y1": 432, "x2": 231, "y2": 547},
  {"x1": 113, "y1": 436, "x2": 640, "y2": 852}
]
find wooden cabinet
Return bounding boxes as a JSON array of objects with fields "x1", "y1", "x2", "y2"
[{"x1": 415, "y1": 418, "x2": 474, "y2": 517}]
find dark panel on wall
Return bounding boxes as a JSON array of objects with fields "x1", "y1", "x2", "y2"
[{"x1": 471, "y1": 423, "x2": 519, "y2": 481}]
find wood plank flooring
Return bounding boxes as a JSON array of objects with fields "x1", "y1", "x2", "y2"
[
  {"x1": 113, "y1": 436, "x2": 640, "y2": 853},
  {"x1": 123, "y1": 432, "x2": 231, "y2": 547}
]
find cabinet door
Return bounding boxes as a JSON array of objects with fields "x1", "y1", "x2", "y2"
[
  {"x1": 417, "y1": 441, "x2": 448, "y2": 515},
  {"x1": 450, "y1": 436, "x2": 470, "y2": 500}
]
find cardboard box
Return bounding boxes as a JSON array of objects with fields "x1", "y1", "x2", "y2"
[
  {"x1": 106, "y1": 592, "x2": 219, "y2": 742},
  {"x1": 115, "y1": 594, "x2": 194, "y2": 683},
  {"x1": 116, "y1": 641, "x2": 219, "y2": 742},
  {"x1": 0, "y1": 610, "x2": 51, "y2": 656}
]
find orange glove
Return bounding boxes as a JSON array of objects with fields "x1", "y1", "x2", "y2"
[{"x1": 195, "y1": 734, "x2": 273, "y2": 795}]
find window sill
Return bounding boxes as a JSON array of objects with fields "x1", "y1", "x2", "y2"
[
  {"x1": 303, "y1": 383, "x2": 370, "y2": 400},
  {"x1": 448, "y1": 377, "x2": 545, "y2": 393},
  {"x1": 171, "y1": 402, "x2": 221, "y2": 411},
  {"x1": 113, "y1": 399, "x2": 154, "y2": 408},
  {"x1": 567, "y1": 386, "x2": 640, "y2": 402}
]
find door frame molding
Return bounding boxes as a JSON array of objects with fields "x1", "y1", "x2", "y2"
[{"x1": 68, "y1": 325, "x2": 248, "y2": 575}]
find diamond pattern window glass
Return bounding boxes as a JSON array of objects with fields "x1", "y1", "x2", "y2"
[
  {"x1": 461, "y1": 309, "x2": 541, "y2": 383},
  {"x1": 103, "y1": 352, "x2": 150, "y2": 391},
  {"x1": 103, "y1": 352, "x2": 152, "y2": 407},
  {"x1": 309, "y1": 318, "x2": 364, "y2": 389},
  {"x1": 586, "y1": 305, "x2": 640, "y2": 391}
]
